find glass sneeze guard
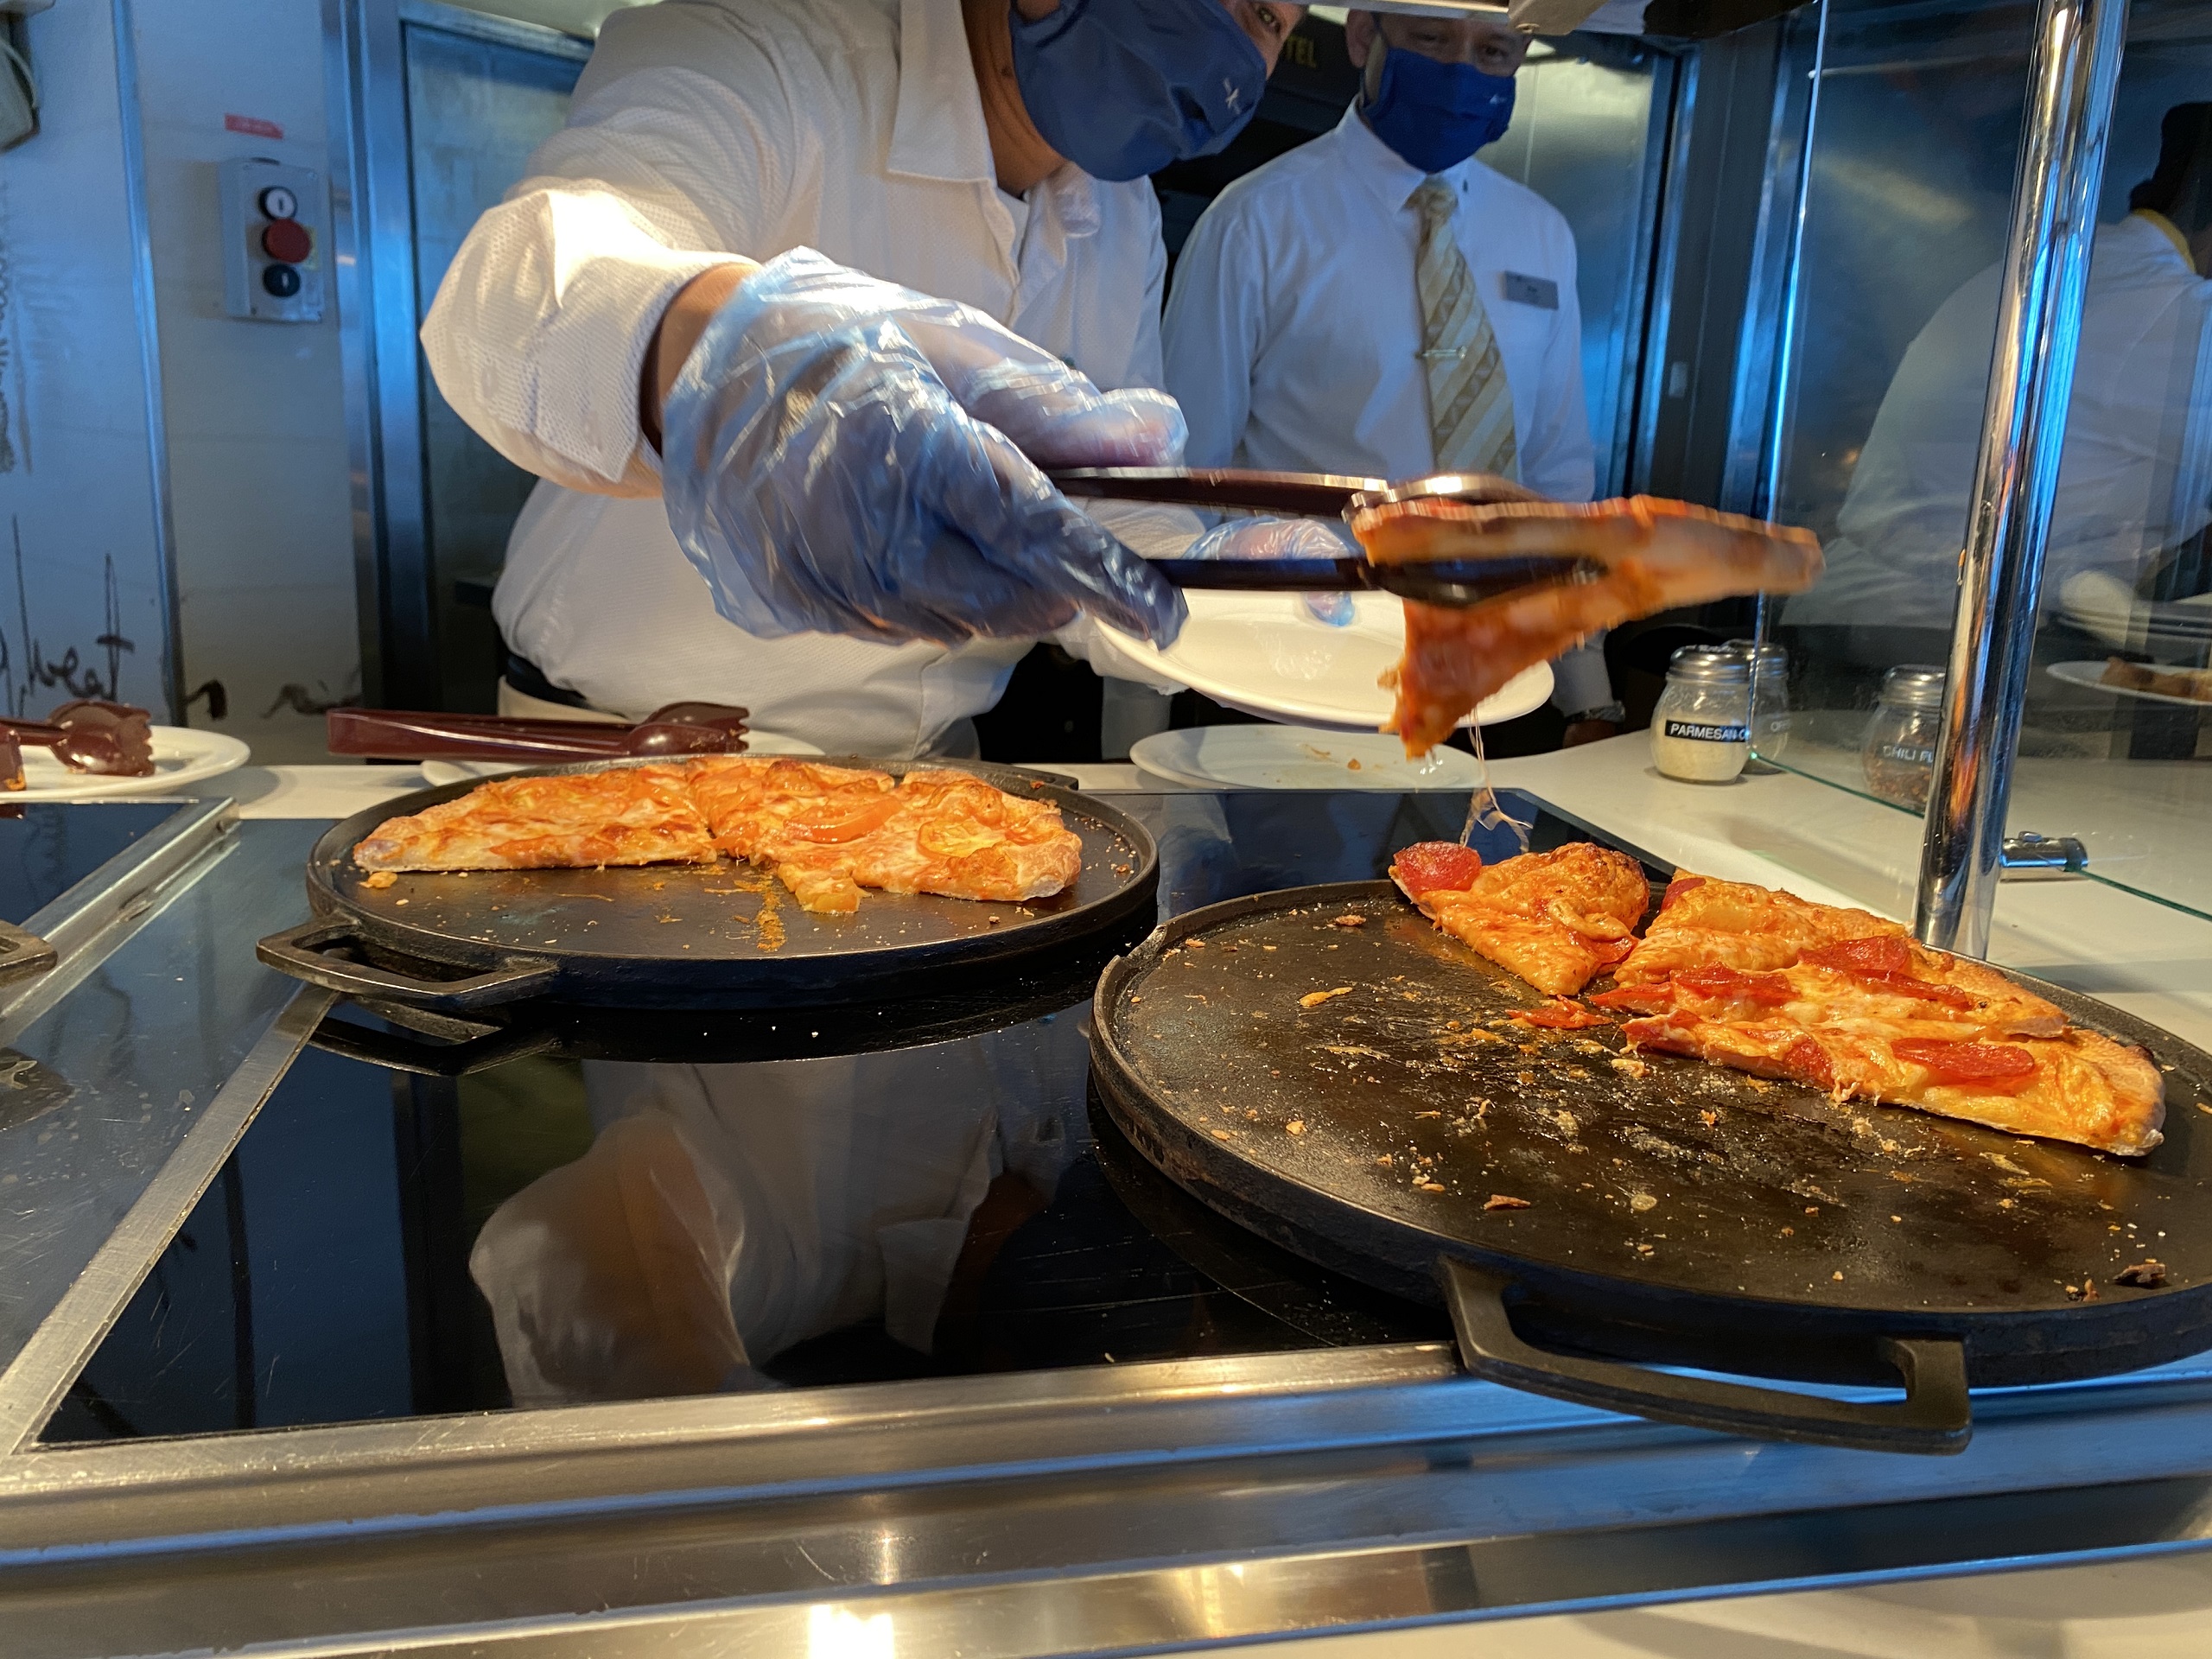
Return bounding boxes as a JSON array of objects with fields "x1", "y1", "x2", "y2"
[{"x1": 1758, "y1": 0, "x2": 2212, "y2": 931}]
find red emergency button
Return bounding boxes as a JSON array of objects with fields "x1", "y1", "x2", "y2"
[{"x1": 261, "y1": 218, "x2": 312, "y2": 264}]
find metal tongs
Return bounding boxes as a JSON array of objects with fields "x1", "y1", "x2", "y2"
[{"x1": 1047, "y1": 467, "x2": 1599, "y2": 607}]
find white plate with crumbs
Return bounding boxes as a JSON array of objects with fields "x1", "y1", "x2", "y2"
[
  {"x1": 8, "y1": 728, "x2": 249, "y2": 799},
  {"x1": 1091, "y1": 590, "x2": 1552, "y2": 730},
  {"x1": 1130, "y1": 726, "x2": 1486, "y2": 791}
]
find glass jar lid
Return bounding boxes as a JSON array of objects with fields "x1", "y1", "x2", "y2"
[
  {"x1": 1723, "y1": 638, "x2": 1789, "y2": 672},
  {"x1": 1878, "y1": 664, "x2": 1948, "y2": 710},
  {"x1": 1667, "y1": 645, "x2": 1751, "y2": 685}
]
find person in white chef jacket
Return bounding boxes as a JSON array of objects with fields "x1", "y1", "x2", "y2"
[
  {"x1": 422, "y1": 0, "x2": 1305, "y2": 759},
  {"x1": 1164, "y1": 7, "x2": 1625, "y2": 744},
  {"x1": 429, "y1": 0, "x2": 1309, "y2": 1404},
  {"x1": 1783, "y1": 103, "x2": 2212, "y2": 674}
]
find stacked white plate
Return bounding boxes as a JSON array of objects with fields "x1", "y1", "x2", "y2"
[
  {"x1": 1090, "y1": 590, "x2": 1552, "y2": 731},
  {"x1": 1131, "y1": 725, "x2": 1485, "y2": 791}
]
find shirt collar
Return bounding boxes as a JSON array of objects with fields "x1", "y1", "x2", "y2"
[
  {"x1": 889, "y1": 0, "x2": 995, "y2": 185},
  {"x1": 2132, "y1": 207, "x2": 2195, "y2": 269},
  {"x1": 1330, "y1": 98, "x2": 1481, "y2": 216},
  {"x1": 888, "y1": 0, "x2": 1098, "y2": 233}
]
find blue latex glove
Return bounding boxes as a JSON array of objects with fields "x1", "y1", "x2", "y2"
[
  {"x1": 662, "y1": 249, "x2": 1188, "y2": 649},
  {"x1": 1187, "y1": 517, "x2": 1359, "y2": 627}
]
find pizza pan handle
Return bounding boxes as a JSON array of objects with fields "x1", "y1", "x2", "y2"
[
  {"x1": 1438, "y1": 1258, "x2": 1972, "y2": 1456},
  {"x1": 0, "y1": 918, "x2": 57, "y2": 984},
  {"x1": 256, "y1": 918, "x2": 559, "y2": 1010}
]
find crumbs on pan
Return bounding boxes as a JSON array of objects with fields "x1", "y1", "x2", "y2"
[
  {"x1": 1299, "y1": 987, "x2": 1355, "y2": 1008},
  {"x1": 364, "y1": 871, "x2": 398, "y2": 890}
]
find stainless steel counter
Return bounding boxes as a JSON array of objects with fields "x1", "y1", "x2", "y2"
[{"x1": 0, "y1": 802, "x2": 2207, "y2": 1659}]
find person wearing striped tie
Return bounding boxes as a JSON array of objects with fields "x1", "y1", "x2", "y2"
[{"x1": 1164, "y1": 7, "x2": 1624, "y2": 747}]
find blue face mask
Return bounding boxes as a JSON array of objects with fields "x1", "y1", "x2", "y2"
[
  {"x1": 1363, "y1": 43, "x2": 1516, "y2": 175},
  {"x1": 1008, "y1": 0, "x2": 1269, "y2": 184}
]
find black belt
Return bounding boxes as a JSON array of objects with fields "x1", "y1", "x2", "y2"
[{"x1": 502, "y1": 652, "x2": 596, "y2": 712}]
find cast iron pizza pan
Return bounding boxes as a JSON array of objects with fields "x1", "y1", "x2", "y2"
[
  {"x1": 257, "y1": 757, "x2": 1157, "y2": 1012},
  {"x1": 1090, "y1": 880, "x2": 2212, "y2": 1454}
]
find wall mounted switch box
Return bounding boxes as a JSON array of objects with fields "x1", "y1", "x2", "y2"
[{"x1": 220, "y1": 158, "x2": 326, "y2": 323}]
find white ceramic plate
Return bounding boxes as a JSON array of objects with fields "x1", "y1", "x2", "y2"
[
  {"x1": 419, "y1": 731, "x2": 824, "y2": 789},
  {"x1": 1131, "y1": 725, "x2": 1487, "y2": 791},
  {"x1": 1091, "y1": 591, "x2": 1553, "y2": 731},
  {"x1": 2046, "y1": 659, "x2": 2212, "y2": 709},
  {"x1": 7, "y1": 727, "x2": 250, "y2": 800}
]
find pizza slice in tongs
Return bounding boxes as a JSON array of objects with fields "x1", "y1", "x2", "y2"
[
  {"x1": 1351, "y1": 492, "x2": 1825, "y2": 755},
  {"x1": 1048, "y1": 468, "x2": 1823, "y2": 755}
]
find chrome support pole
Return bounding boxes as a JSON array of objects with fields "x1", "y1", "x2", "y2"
[{"x1": 1913, "y1": 0, "x2": 2128, "y2": 957}]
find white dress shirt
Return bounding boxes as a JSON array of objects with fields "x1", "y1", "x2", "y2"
[
  {"x1": 420, "y1": 0, "x2": 1172, "y2": 756},
  {"x1": 1163, "y1": 103, "x2": 1610, "y2": 711},
  {"x1": 1165, "y1": 104, "x2": 1596, "y2": 499},
  {"x1": 1789, "y1": 212, "x2": 2212, "y2": 627}
]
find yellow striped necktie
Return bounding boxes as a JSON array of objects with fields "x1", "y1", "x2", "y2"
[{"x1": 1410, "y1": 175, "x2": 1516, "y2": 480}]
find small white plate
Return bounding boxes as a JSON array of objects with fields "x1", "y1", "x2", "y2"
[
  {"x1": 1091, "y1": 591, "x2": 1553, "y2": 731},
  {"x1": 1131, "y1": 725, "x2": 1486, "y2": 791},
  {"x1": 2046, "y1": 659, "x2": 2212, "y2": 709},
  {"x1": 8, "y1": 727, "x2": 250, "y2": 799},
  {"x1": 419, "y1": 731, "x2": 824, "y2": 789}
]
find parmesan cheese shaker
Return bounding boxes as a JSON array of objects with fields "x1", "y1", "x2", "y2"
[{"x1": 1650, "y1": 646, "x2": 1751, "y2": 783}]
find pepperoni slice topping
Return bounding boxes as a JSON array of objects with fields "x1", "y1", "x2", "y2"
[
  {"x1": 1659, "y1": 874, "x2": 1707, "y2": 910},
  {"x1": 789, "y1": 795, "x2": 900, "y2": 842},
  {"x1": 1801, "y1": 935, "x2": 1915, "y2": 976},
  {"x1": 1588, "y1": 984, "x2": 1672, "y2": 1013},
  {"x1": 1893, "y1": 1039, "x2": 2038, "y2": 1088},
  {"x1": 1673, "y1": 963, "x2": 1796, "y2": 1006},
  {"x1": 1390, "y1": 841, "x2": 1484, "y2": 899},
  {"x1": 1782, "y1": 1037, "x2": 1836, "y2": 1090},
  {"x1": 1796, "y1": 935, "x2": 1976, "y2": 1007}
]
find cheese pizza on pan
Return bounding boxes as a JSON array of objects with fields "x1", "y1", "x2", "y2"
[
  {"x1": 353, "y1": 758, "x2": 1085, "y2": 917},
  {"x1": 686, "y1": 758, "x2": 1083, "y2": 914},
  {"x1": 353, "y1": 764, "x2": 715, "y2": 872},
  {"x1": 1390, "y1": 841, "x2": 1650, "y2": 996},
  {"x1": 1591, "y1": 874, "x2": 2164, "y2": 1155}
]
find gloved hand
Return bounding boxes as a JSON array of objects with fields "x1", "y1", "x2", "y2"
[
  {"x1": 1186, "y1": 517, "x2": 1359, "y2": 627},
  {"x1": 662, "y1": 249, "x2": 1188, "y2": 648}
]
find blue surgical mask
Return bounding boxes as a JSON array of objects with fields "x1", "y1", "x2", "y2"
[
  {"x1": 1362, "y1": 43, "x2": 1516, "y2": 175},
  {"x1": 1008, "y1": 0, "x2": 1268, "y2": 184}
]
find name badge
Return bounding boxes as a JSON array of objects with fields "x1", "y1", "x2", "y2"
[{"x1": 1502, "y1": 271, "x2": 1559, "y2": 310}]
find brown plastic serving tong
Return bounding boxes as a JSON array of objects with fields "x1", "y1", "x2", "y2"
[
  {"x1": 328, "y1": 702, "x2": 749, "y2": 763},
  {"x1": 1047, "y1": 467, "x2": 1598, "y2": 607}
]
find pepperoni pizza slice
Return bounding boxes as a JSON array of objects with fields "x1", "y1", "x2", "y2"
[
  {"x1": 1390, "y1": 841, "x2": 1650, "y2": 996},
  {"x1": 1593, "y1": 874, "x2": 2163, "y2": 1154},
  {"x1": 1351, "y1": 496, "x2": 1824, "y2": 756}
]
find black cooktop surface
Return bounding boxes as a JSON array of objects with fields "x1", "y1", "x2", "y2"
[{"x1": 44, "y1": 789, "x2": 1645, "y2": 1445}]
